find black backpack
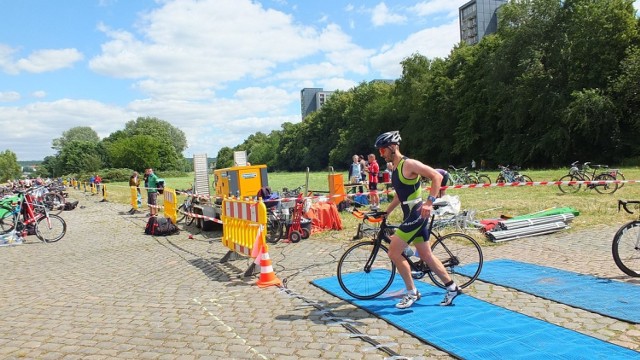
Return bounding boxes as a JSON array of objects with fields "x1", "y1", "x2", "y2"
[
  {"x1": 145, "y1": 216, "x2": 179, "y2": 236},
  {"x1": 156, "y1": 179, "x2": 165, "y2": 194}
]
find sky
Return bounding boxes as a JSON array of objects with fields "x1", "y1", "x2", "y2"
[{"x1": 1, "y1": 0, "x2": 638, "y2": 161}]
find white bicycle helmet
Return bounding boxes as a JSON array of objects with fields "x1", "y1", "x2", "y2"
[{"x1": 374, "y1": 131, "x2": 401, "y2": 148}]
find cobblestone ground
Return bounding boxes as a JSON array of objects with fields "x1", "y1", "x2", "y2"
[{"x1": 0, "y1": 190, "x2": 639, "y2": 359}]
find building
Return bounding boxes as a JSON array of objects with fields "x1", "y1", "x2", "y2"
[
  {"x1": 459, "y1": 0, "x2": 507, "y2": 45},
  {"x1": 300, "y1": 88, "x2": 334, "y2": 119}
]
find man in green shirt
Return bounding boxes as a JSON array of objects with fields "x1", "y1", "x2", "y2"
[{"x1": 145, "y1": 168, "x2": 159, "y2": 217}]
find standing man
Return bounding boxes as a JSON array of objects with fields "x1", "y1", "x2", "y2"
[
  {"x1": 145, "y1": 168, "x2": 159, "y2": 217},
  {"x1": 367, "y1": 153, "x2": 380, "y2": 210},
  {"x1": 374, "y1": 131, "x2": 461, "y2": 308}
]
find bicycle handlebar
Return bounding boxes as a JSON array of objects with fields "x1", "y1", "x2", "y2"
[{"x1": 618, "y1": 200, "x2": 640, "y2": 214}]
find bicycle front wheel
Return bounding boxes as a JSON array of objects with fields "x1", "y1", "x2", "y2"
[
  {"x1": 337, "y1": 241, "x2": 396, "y2": 299},
  {"x1": 558, "y1": 175, "x2": 580, "y2": 194},
  {"x1": 176, "y1": 204, "x2": 187, "y2": 223},
  {"x1": 35, "y1": 214, "x2": 67, "y2": 242},
  {"x1": 428, "y1": 232, "x2": 483, "y2": 289},
  {"x1": 612, "y1": 221, "x2": 640, "y2": 277}
]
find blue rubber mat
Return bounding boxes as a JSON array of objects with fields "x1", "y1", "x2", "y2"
[
  {"x1": 458, "y1": 259, "x2": 640, "y2": 324},
  {"x1": 312, "y1": 272, "x2": 640, "y2": 359}
]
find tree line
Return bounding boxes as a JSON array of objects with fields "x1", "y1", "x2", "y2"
[{"x1": 217, "y1": 0, "x2": 640, "y2": 171}]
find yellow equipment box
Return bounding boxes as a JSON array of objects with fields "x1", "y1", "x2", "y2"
[{"x1": 214, "y1": 164, "x2": 269, "y2": 199}]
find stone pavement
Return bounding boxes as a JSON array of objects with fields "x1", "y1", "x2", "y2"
[{"x1": 0, "y1": 190, "x2": 639, "y2": 359}]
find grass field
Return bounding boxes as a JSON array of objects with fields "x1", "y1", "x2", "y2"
[{"x1": 95, "y1": 167, "x2": 640, "y2": 242}]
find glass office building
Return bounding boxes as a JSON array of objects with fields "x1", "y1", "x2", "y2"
[{"x1": 459, "y1": 0, "x2": 507, "y2": 45}]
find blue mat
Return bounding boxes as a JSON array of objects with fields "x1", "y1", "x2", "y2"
[
  {"x1": 312, "y1": 272, "x2": 640, "y2": 359},
  {"x1": 458, "y1": 259, "x2": 640, "y2": 324}
]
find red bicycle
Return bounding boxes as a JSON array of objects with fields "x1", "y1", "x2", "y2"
[{"x1": 0, "y1": 187, "x2": 67, "y2": 242}]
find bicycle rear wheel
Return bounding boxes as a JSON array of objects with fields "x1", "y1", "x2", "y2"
[
  {"x1": 428, "y1": 232, "x2": 483, "y2": 289},
  {"x1": 593, "y1": 174, "x2": 618, "y2": 194},
  {"x1": 266, "y1": 216, "x2": 283, "y2": 244},
  {"x1": 35, "y1": 214, "x2": 67, "y2": 242},
  {"x1": 612, "y1": 221, "x2": 640, "y2": 277},
  {"x1": 0, "y1": 211, "x2": 17, "y2": 234},
  {"x1": 337, "y1": 241, "x2": 395, "y2": 299},
  {"x1": 477, "y1": 175, "x2": 491, "y2": 185}
]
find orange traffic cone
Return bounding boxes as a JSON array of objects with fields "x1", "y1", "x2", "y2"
[{"x1": 256, "y1": 249, "x2": 282, "y2": 288}]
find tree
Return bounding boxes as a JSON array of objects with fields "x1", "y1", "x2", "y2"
[
  {"x1": 122, "y1": 117, "x2": 188, "y2": 155},
  {"x1": 52, "y1": 126, "x2": 100, "y2": 151},
  {"x1": 107, "y1": 135, "x2": 182, "y2": 171},
  {"x1": 0, "y1": 150, "x2": 21, "y2": 181},
  {"x1": 57, "y1": 141, "x2": 103, "y2": 174}
]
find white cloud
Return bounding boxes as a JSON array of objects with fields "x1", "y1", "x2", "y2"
[
  {"x1": 0, "y1": 99, "x2": 135, "y2": 159},
  {"x1": 409, "y1": 0, "x2": 462, "y2": 17},
  {"x1": 89, "y1": 0, "x2": 371, "y2": 101},
  {"x1": 370, "y1": 19, "x2": 460, "y2": 78},
  {"x1": 0, "y1": 91, "x2": 20, "y2": 102},
  {"x1": 32, "y1": 91, "x2": 46, "y2": 98},
  {"x1": 0, "y1": 46, "x2": 83, "y2": 75},
  {"x1": 371, "y1": 3, "x2": 407, "y2": 27}
]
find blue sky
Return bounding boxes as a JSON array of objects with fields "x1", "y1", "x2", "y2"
[{"x1": 2, "y1": 0, "x2": 637, "y2": 161}]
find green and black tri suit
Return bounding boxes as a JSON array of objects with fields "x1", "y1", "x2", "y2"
[{"x1": 391, "y1": 157, "x2": 430, "y2": 244}]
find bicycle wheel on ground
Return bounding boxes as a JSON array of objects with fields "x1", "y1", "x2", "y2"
[
  {"x1": 42, "y1": 192, "x2": 65, "y2": 211},
  {"x1": 518, "y1": 174, "x2": 533, "y2": 182},
  {"x1": 428, "y1": 232, "x2": 483, "y2": 289},
  {"x1": 0, "y1": 211, "x2": 17, "y2": 234},
  {"x1": 612, "y1": 221, "x2": 640, "y2": 277},
  {"x1": 35, "y1": 214, "x2": 67, "y2": 242},
  {"x1": 337, "y1": 241, "x2": 396, "y2": 299},
  {"x1": 593, "y1": 173, "x2": 618, "y2": 194},
  {"x1": 496, "y1": 174, "x2": 505, "y2": 184},
  {"x1": 176, "y1": 204, "x2": 187, "y2": 223},
  {"x1": 266, "y1": 217, "x2": 282, "y2": 244},
  {"x1": 477, "y1": 175, "x2": 491, "y2": 185},
  {"x1": 616, "y1": 171, "x2": 626, "y2": 189},
  {"x1": 558, "y1": 175, "x2": 581, "y2": 194}
]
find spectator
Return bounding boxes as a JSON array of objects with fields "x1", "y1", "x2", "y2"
[
  {"x1": 348, "y1": 154, "x2": 363, "y2": 195},
  {"x1": 145, "y1": 168, "x2": 160, "y2": 217},
  {"x1": 367, "y1": 154, "x2": 380, "y2": 209},
  {"x1": 128, "y1": 171, "x2": 142, "y2": 214},
  {"x1": 94, "y1": 174, "x2": 102, "y2": 196}
]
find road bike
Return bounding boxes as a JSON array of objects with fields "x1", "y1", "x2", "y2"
[
  {"x1": 557, "y1": 161, "x2": 618, "y2": 194},
  {"x1": 336, "y1": 201, "x2": 483, "y2": 299},
  {"x1": 0, "y1": 188, "x2": 67, "y2": 242},
  {"x1": 612, "y1": 200, "x2": 640, "y2": 277}
]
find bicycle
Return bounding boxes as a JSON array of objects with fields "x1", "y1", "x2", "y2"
[
  {"x1": 612, "y1": 200, "x2": 640, "y2": 277},
  {"x1": 496, "y1": 165, "x2": 532, "y2": 183},
  {"x1": 557, "y1": 161, "x2": 618, "y2": 194},
  {"x1": 0, "y1": 188, "x2": 67, "y2": 242},
  {"x1": 447, "y1": 165, "x2": 479, "y2": 185},
  {"x1": 176, "y1": 189, "x2": 200, "y2": 226},
  {"x1": 336, "y1": 201, "x2": 483, "y2": 300}
]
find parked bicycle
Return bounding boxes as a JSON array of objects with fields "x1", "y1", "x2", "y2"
[
  {"x1": 612, "y1": 200, "x2": 640, "y2": 277},
  {"x1": 557, "y1": 161, "x2": 618, "y2": 194},
  {"x1": 0, "y1": 187, "x2": 67, "y2": 242},
  {"x1": 336, "y1": 201, "x2": 483, "y2": 300},
  {"x1": 496, "y1": 165, "x2": 532, "y2": 183},
  {"x1": 176, "y1": 189, "x2": 200, "y2": 226},
  {"x1": 447, "y1": 165, "x2": 479, "y2": 185}
]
